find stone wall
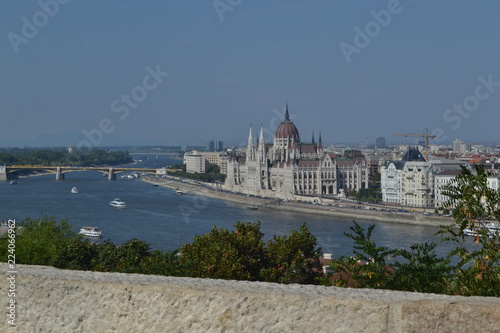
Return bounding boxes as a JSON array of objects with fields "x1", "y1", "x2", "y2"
[{"x1": 1, "y1": 264, "x2": 499, "y2": 332}]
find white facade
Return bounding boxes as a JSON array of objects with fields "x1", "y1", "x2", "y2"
[
  {"x1": 381, "y1": 150, "x2": 465, "y2": 207},
  {"x1": 183, "y1": 151, "x2": 227, "y2": 174},
  {"x1": 400, "y1": 162, "x2": 434, "y2": 207},
  {"x1": 184, "y1": 151, "x2": 208, "y2": 174},
  {"x1": 435, "y1": 172, "x2": 500, "y2": 208},
  {"x1": 224, "y1": 109, "x2": 368, "y2": 199},
  {"x1": 381, "y1": 162, "x2": 403, "y2": 204},
  {"x1": 434, "y1": 171, "x2": 462, "y2": 208}
]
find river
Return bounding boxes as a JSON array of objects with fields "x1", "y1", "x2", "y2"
[{"x1": 0, "y1": 154, "x2": 457, "y2": 258}]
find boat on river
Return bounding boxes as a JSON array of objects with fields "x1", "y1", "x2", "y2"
[
  {"x1": 463, "y1": 222, "x2": 500, "y2": 238},
  {"x1": 71, "y1": 187, "x2": 79, "y2": 194},
  {"x1": 109, "y1": 198, "x2": 127, "y2": 208},
  {"x1": 79, "y1": 226, "x2": 102, "y2": 237}
]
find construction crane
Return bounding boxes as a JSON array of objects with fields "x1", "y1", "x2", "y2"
[{"x1": 393, "y1": 129, "x2": 436, "y2": 161}]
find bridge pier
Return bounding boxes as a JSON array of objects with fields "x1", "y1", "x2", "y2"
[
  {"x1": 108, "y1": 168, "x2": 116, "y2": 180},
  {"x1": 56, "y1": 167, "x2": 65, "y2": 180},
  {"x1": 0, "y1": 166, "x2": 9, "y2": 181}
]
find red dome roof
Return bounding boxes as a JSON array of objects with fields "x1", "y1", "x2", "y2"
[
  {"x1": 275, "y1": 106, "x2": 300, "y2": 141},
  {"x1": 276, "y1": 121, "x2": 300, "y2": 140}
]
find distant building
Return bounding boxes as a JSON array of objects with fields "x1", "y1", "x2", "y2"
[
  {"x1": 381, "y1": 161, "x2": 403, "y2": 205},
  {"x1": 207, "y1": 140, "x2": 224, "y2": 152},
  {"x1": 183, "y1": 151, "x2": 227, "y2": 174},
  {"x1": 376, "y1": 137, "x2": 386, "y2": 149},
  {"x1": 381, "y1": 147, "x2": 465, "y2": 207},
  {"x1": 453, "y1": 139, "x2": 471, "y2": 153},
  {"x1": 184, "y1": 151, "x2": 208, "y2": 173},
  {"x1": 434, "y1": 170, "x2": 462, "y2": 209},
  {"x1": 224, "y1": 106, "x2": 368, "y2": 199},
  {"x1": 435, "y1": 171, "x2": 500, "y2": 209},
  {"x1": 200, "y1": 151, "x2": 228, "y2": 174}
]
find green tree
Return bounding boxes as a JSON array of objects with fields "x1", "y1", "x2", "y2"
[
  {"x1": 92, "y1": 238, "x2": 153, "y2": 274},
  {"x1": 139, "y1": 250, "x2": 189, "y2": 277},
  {"x1": 261, "y1": 224, "x2": 322, "y2": 284},
  {"x1": 0, "y1": 217, "x2": 78, "y2": 266},
  {"x1": 387, "y1": 242, "x2": 452, "y2": 293},
  {"x1": 0, "y1": 147, "x2": 132, "y2": 167},
  {"x1": 179, "y1": 222, "x2": 266, "y2": 281},
  {"x1": 438, "y1": 164, "x2": 500, "y2": 296},
  {"x1": 329, "y1": 222, "x2": 394, "y2": 289},
  {"x1": 54, "y1": 238, "x2": 99, "y2": 271}
]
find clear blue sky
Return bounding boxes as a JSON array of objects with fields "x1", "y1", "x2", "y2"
[{"x1": 1, "y1": 0, "x2": 499, "y2": 147}]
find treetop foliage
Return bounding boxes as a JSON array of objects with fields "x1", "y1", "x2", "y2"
[{"x1": 0, "y1": 148, "x2": 132, "y2": 167}]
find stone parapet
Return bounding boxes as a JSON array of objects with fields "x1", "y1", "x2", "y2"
[{"x1": 1, "y1": 264, "x2": 499, "y2": 332}]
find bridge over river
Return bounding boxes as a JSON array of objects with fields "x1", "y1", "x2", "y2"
[{"x1": 0, "y1": 165, "x2": 163, "y2": 181}]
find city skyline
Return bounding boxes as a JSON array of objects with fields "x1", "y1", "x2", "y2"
[{"x1": 1, "y1": 1, "x2": 499, "y2": 147}]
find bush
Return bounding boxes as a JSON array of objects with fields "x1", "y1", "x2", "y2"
[{"x1": 0, "y1": 217, "x2": 78, "y2": 266}]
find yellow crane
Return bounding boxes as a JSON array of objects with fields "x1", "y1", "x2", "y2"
[{"x1": 393, "y1": 129, "x2": 436, "y2": 161}]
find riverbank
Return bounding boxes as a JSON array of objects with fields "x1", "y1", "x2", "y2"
[{"x1": 141, "y1": 176, "x2": 455, "y2": 227}]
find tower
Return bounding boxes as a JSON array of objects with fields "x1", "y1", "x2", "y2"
[
  {"x1": 258, "y1": 125, "x2": 266, "y2": 164},
  {"x1": 246, "y1": 126, "x2": 255, "y2": 160}
]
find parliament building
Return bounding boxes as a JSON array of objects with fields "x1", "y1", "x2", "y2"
[{"x1": 223, "y1": 106, "x2": 369, "y2": 200}]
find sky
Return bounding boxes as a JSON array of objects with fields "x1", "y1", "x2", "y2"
[{"x1": 1, "y1": 0, "x2": 499, "y2": 148}]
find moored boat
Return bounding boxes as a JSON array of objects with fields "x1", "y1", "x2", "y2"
[{"x1": 463, "y1": 222, "x2": 500, "y2": 238}]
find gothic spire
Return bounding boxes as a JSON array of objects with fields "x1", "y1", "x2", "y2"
[
  {"x1": 247, "y1": 125, "x2": 255, "y2": 160},
  {"x1": 285, "y1": 102, "x2": 290, "y2": 121},
  {"x1": 259, "y1": 125, "x2": 266, "y2": 163},
  {"x1": 312, "y1": 131, "x2": 315, "y2": 144},
  {"x1": 259, "y1": 125, "x2": 265, "y2": 145}
]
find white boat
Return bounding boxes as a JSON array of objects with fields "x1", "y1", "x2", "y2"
[
  {"x1": 174, "y1": 188, "x2": 185, "y2": 195},
  {"x1": 109, "y1": 198, "x2": 127, "y2": 208},
  {"x1": 10, "y1": 180, "x2": 18, "y2": 185},
  {"x1": 463, "y1": 222, "x2": 500, "y2": 238},
  {"x1": 79, "y1": 226, "x2": 102, "y2": 237},
  {"x1": 71, "y1": 187, "x2": 78, "y2": 194}
]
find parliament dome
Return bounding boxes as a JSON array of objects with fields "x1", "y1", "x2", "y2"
[{"x1": 275, "y1": 106, "x2": 300, "y2": 141}]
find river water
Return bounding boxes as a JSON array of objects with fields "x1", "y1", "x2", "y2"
[{"x1": 0, "y1": 154, "x2": 456, "y2": 258}]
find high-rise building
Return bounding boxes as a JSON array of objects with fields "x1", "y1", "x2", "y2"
[
  {"x1": 376, "y1": 137, "x2": 386, "y2": 149},
  {"x1": 207, "y1": 140, "x2": 224, "y2": 152},
  {"x1": 453, "y1": 139, "x2": 471, "y2": 153}
]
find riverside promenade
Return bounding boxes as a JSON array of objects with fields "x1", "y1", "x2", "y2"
[{"x1": 141, "y1": 175, "x2": 454, "y2": 227}]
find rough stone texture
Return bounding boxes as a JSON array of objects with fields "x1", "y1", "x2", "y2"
[{"x1": 1, "y1": 264, "x2": 499, "y2": 332}]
